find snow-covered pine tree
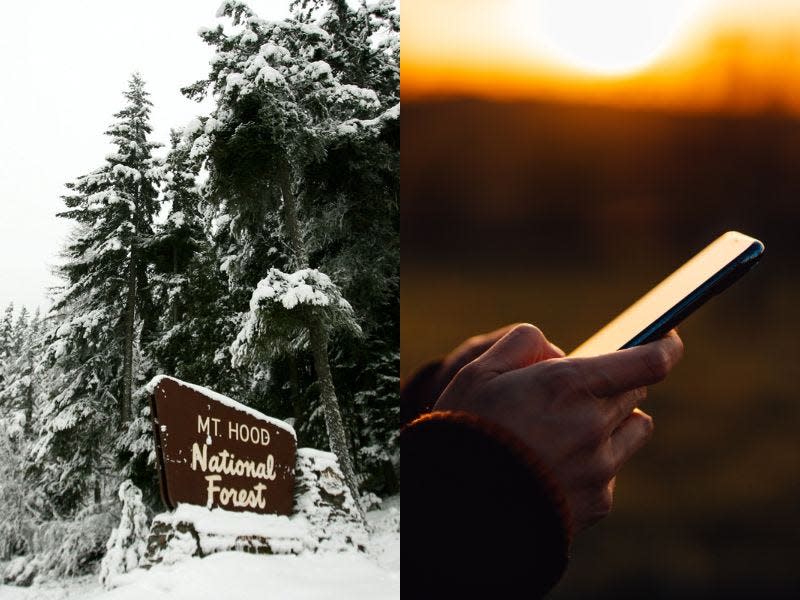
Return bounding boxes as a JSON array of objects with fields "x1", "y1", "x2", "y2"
[
  {"x1": 13, "y1": 305, "x2": 28, "y2": 335},
  {"x1": 99, "y1": 480, "x2": 149, "y2": 588},
  {"x1": 0, "y1": 424, "x2": 38, "y2": 561},
  {"x1": 148, "y1": 130, "x2": 243, "y2": 392},
  {"x1": 292, "y1": 0, "x2": 399, "y2": 493},
  {"x1": 0, "y1": 307, "x2": 42, "y2": 437},
  {"x1": 151, "y1": 130, "x2": 205, "y2": 329},
  {"x1": 184, "y1": 0, "x2": 397, "y2": 509},
  {"x1": 0, "y1": 307, "x2": 44, "y2": 561},
  {"x1": 0, "y1": 302, "x2": 15, "y2": 369},
  {"x1": 0, "y1": 303, "x2": 10, "y2": 395},
  {"x1": 35, "y1": 73, "x2": 160, "y2": 515},
  {"x1": 10, "y1": 305, "x2": 27, "y2": 357}
]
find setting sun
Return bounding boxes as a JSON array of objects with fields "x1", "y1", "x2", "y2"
[
  {"x1": 403, "y1": 0, "x2": 800, "y2": 114},
  {"x1": 530, "y1": 0, "x2": 707, "y2": 75}
]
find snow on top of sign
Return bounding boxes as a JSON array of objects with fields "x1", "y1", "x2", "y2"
[{"x1": 147, "y1": 375, "x2": 296, "y2": 438}]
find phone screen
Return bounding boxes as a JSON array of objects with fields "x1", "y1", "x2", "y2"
[{"x1": 569, "y1": 231, "x2": 764, "y2": 358}]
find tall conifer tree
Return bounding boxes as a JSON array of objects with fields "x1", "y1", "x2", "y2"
[
  {"x1": 36, "y1": 74, "x2": 160, "y2": 513},
  {"x1": 0, "y1": 307, "x2": 41, "y2": 437},
  {"x1": 186, "y1": 0, "x2": 398, "y2": 505},
  {"x1": 0, "y1": 303, "x2": 15, "y2": 365},
  {"x1": 148, "y1": 131, "x2": 242, "y2": 391}
]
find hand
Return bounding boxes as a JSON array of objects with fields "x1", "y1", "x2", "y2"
[
  {"x1": 431, "y1": 324, "x2": 565, "y2": 403},
  {"x1": 434, "y1": 324, "x2": 684, "y2": 534}
]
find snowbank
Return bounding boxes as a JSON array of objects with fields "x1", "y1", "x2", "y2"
[
  {"x1": 95, "y1": 550, "x2": 398, "y2": 600},
  {"x1": 0, "y1": 495, "x2": 400, "y2": 600}
]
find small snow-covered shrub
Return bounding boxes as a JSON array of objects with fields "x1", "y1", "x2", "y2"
[
  {"x1": 99, "y1": 480, "x2": 150, "y2": 588},
  {"x1": 34, "y1": 503, "x2": 116, "y2": 579},
  {"x1": 0, "y1": 517, "x2": 34, "y2": 566},
  {"x1": 359, "y1": 492, "x2": 383, "y2": 512},
  {"x1": 2, "y1": 555, "x2": 45, "y2": 586},
  {"x1": 0, "y1": 435, "x2": 37, "y2": 561}
]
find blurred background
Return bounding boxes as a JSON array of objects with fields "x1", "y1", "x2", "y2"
[{"x1": 402, "y1": 0, "x2": 800, "y2": 597}]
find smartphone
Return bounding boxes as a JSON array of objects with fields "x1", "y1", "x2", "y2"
[{"x1": 569, "y1": 231, "x2": 764, "y2": 358}]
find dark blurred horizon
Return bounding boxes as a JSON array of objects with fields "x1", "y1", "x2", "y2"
[
  {"x1": 402, "y1": 97, "x2": 800, "y2": 598},
  {"x1": 403, "y1": 98, "x2": 800, "y2": 265}
]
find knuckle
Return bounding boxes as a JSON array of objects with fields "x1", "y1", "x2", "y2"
[
  {"x1": 614, "y1": 388, "x2": 646, "y2": 422},
  {"x1": 541, "y1": 360, "x2": 581, "y2": 395},
  {"x1": 644, "y1": 346, "x2": 671, "y2": 381},
  {"x1": 456, "y1": 360, "x2": 481, "y2": 381},
  {"x1": 452, "y1": 361, "x2": 483, "y2": 389},
  {"x1": 509, "y1": 323, "x2": 545, "y2": 345}
]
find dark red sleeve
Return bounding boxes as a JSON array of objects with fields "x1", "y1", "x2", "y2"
[{"x1": 402, "y1": 411, "x2": 572, "y2": 598}]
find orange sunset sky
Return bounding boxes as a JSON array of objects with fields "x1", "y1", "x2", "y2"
[{"x1": 403, "y1": 0, "x2": 800, "y2": 114}]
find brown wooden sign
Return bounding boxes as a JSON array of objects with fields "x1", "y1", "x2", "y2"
[{"x1": 149, "y1": 376, "x2": 296, "y2": 515}]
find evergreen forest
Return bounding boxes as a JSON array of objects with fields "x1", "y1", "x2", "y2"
[{"x1": 0, "y1": 0, "x2": 399, "y2": 577}]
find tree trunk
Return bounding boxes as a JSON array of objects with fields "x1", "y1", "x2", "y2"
[
  {"x1": 288, "y1": 354, "x2": 301, "y2": 425},
  {"x1": 121, "y1": 247, "x2": 137, "y2": 425},
  {"x1": 279, "y1": 166, "x2": 362, "y2": 515},
  {"x1": 122, "y1": 170, "x2": 145, "y2": 425},
  {"x1": 23, "y1": 364, "x2": 33, "y2": 437},
  {"x1": 171, "y1": 245, "x2": 179, "y2": 327},
  {"x1": 308, "y1": 315, "x2": 363, "y2": 517},
  {"x1": 279, "y1": 167, "x2": 308, "y2": 270}
]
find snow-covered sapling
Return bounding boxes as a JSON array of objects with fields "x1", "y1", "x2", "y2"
[{"x1": 99, "y1": 480, "x2": 150, "y2": 588}]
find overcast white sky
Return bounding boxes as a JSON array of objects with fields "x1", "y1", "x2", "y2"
[{"x1": 0, "y1": 0, "x2": 288, "y2": 314}]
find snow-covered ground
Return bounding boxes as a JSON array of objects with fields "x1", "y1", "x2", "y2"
[{"x1": 0, "y1": 496, "x2": 399, "y2": 600}]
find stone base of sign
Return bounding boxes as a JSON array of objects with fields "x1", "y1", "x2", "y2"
[
  {"x1": 143, "y1": 504, "x2": 307, "y2": 566},
  {"x1": 293, "y1": 448, "x2": 368, "y2": 553},
  {"x1": 143, "y1": 447, "x2": 366, "y2": 566},
  {"x1": 144, "y1": 518, "x2": 200, "y2": 565}
]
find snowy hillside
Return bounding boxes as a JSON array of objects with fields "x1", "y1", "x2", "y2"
[{"x1": 0, "y1": 496, "x2": 399, "y2": 600}]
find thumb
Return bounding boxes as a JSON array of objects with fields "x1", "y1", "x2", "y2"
[{"x1": 473, "y1": 323, "x2": 562, "y2": 375}]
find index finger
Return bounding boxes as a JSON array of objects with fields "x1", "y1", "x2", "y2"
[{"x1": 570, "y1": 330, "x2": 684, "y2": 397}]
